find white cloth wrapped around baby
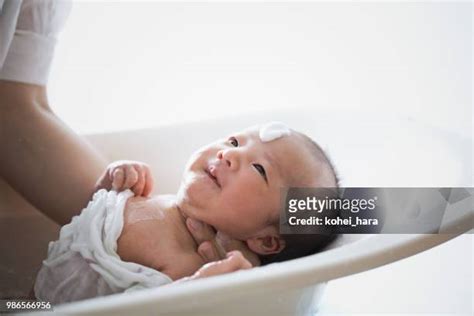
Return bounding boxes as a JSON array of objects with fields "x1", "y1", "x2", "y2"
[{"x1": 34, "y1": 189, "x2": 173, "y2": 305}]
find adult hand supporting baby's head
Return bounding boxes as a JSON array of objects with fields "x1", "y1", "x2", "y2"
[
  {"x1": 186, "y1": 218, "x2": 261, "y2": 267},
  {"x1": 186, "y1": 217, "x2": 225, "y2": 262}
]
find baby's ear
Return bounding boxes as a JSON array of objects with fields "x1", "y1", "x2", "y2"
[{"x1": 246, "y1": 235, "x2": 285, "y2": 255}]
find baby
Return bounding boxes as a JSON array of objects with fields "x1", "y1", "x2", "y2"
[
  {"x1": 33, "y1": 122, "x2": 339, "y2": 304},
  {"x1": 0, "y1": 0, "x2": 338, "y2": 305}
]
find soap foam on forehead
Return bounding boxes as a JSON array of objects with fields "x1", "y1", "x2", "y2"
[{"x1": 259, "y1": 121, "x2": 291, "y2": 142}]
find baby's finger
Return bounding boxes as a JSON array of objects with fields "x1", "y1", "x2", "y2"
[
  {"x1": 131, "y1": 165, "x2": 146, "y2": 196},
  {"x1": 108, "y1": 164, "x2": 117, "y2": 181},
  {"x1": 95, "y1": 169, "x2": 112, "y2": 191},
  {"x1": 142, "y1": 166, "x2": 154, "y2": 197},
  {"x1": 226, "y1": 251, "x2": 252, "y2": 270},
  {"x1": 194, "y1": 250, "x2": 252, "y2": 279},
  {"x1": 122, "y1": 165, "x2": 139, "y2": 190},
  {"x1": 198, "y1": 241, "x2": 220, "y2": 263},
  {"x1": 112, "y1": 168, "x2": 125, "y2": 190}
]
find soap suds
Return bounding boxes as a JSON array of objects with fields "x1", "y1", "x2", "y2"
[{"x1": 259, "y1": 121, "x2": 291, "y2": 142}]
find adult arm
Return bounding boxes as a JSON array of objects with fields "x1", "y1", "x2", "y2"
[{"x1": 0, "y1": 81, "x2": 107, "y2": 225}]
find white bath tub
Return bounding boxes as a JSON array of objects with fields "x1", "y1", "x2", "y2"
[{"x1": 21, "y1": 108, "x2": 473, "y2": 315}]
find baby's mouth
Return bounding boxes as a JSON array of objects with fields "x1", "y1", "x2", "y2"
[{"x1": 205, "y1": 165, "x2": 221, "y2": 188}]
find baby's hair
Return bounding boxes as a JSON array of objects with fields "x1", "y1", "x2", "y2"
[
  {"x1": 295, "y1": 131, "x2": 341, "y2": 188},
  {"x1": 259, "y1": 131, "x2": 340, "y2": 265}
]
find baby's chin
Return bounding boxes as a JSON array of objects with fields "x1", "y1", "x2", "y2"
[{"x1": 175, "y1": 183, "x2": 207, "y2": 220}]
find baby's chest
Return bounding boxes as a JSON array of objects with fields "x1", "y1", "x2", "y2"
[{"x1": 116, "y1": 197, "x2": 203, "y2": 278}]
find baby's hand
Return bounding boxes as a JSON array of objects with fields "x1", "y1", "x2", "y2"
[
  {"x1": 191, "y1": 251, "x2": 253, "y2": 280},
  {"x1": 95, "y1": 160, "x2": 154, "y2": 196}
]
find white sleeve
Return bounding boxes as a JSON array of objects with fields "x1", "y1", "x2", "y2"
[
  {"x1": 0, "y1": 0, "x2": 72, "y2": 86},
  {"x1": 0, "y1": 0, "x2": 22, "y2": 68}
]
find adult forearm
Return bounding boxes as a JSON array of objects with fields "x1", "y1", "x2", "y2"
[{"x1": 0, "y1": 80, "x2": 108, "y2": 225}]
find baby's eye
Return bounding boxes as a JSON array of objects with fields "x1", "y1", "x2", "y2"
[
  {"x1": 229, "y1": 136, "x2": 239, "y2": 147},
  {"x1": 253, "y1": 164, "x2": 267, "y2": 182}
]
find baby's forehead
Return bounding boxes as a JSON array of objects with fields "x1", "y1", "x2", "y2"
[
  {"x1": 235, "y1": 127, "x2": 319, "y2": 180},
  {"x1": 236, "y1": 124, "x2": 292, "y2": 140},
  {"x1": 237, "y1": 125, "x2": 302, "y2": 145},
  {"x1": 232, "y1": 126, "x2": 304, "y2": 152}
]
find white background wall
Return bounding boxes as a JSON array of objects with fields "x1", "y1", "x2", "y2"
[{"x1": 49, "y1": 1, "x2": 472, "y2": 139}]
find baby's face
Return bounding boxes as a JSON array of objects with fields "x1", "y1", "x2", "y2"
[{"x1": 177, "y1": 125, "x2": 322, "y2": 240}]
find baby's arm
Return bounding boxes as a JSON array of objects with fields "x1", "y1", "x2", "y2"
[
  {"x1": 171, "y1": 251, "x2": 252, "y2": 284},
  {"x1": 191, "y1": 251, "x2": 252, "y2": 279},
  {"x1": 95, "y1": 160, "x2": 154, "y2": 196}
]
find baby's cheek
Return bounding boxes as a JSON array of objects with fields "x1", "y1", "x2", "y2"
[
  {"x1": 218, "y1": 198, "x2": 258, "y2": 233},
  {"x1": 181, "y1": 174, "x2": 207, "y2": 200}
]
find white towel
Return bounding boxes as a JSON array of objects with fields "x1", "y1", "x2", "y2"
[{"x1": 34, "y1": 189, "x2": 172, "y2": 305}]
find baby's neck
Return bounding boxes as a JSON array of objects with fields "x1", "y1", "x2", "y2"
[
  {"x1": 157, "y1": 195, "x2": 261, "y2": 266},
  {"x1": 163, "y1": 194, "x2": 262, "y2": 267},
  {"x1": 153, "y1": 194, "x2": 200, "y2": 250},
  {"x1": 122, "y1": 194, "x2": 200, "y2": 256}
]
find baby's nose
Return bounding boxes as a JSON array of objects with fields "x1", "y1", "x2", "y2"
[{"x1": 217, "y1": 149, "x2": 238, "y2": 170}]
